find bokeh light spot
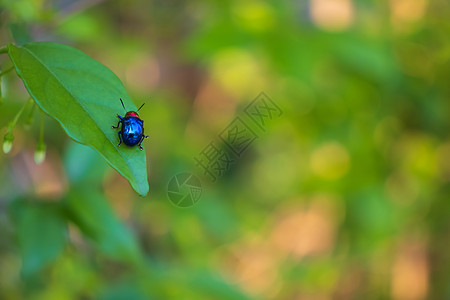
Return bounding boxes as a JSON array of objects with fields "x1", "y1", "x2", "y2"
[
  {"x1": 210, "y1": 48, "x2": 266, "y2": 99},
  {"x1": 232, "y1": 1, "x2": 275, "y2": 32},
  {"x1": 310, "y1": 0, "x2": 354, "y2": 32},
  {"x1": 391, "y1": 239, "x2": 429, "y2": 300},
  {"x1": 390, "y1": 0, "x2": 427, "y2": 33},
  {"x1": 310, "y1": 141, "x2": 350, "y2": 180}
]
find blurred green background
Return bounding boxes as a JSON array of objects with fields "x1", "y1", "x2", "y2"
[{"x1": 0, "y1": 0, "x2": 449, "y2": 299}]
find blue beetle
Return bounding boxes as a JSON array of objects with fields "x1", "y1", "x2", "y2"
[{"x1": 112, "y1": 98, "x2": 148, "y2": 150}]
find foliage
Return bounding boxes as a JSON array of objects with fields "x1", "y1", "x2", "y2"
[
  {"x1": 7, "y1": 42, "x2": 148, "y2": 196},
  {"x1": 0, "y1": 0, "x2": 449, "y2": 299}
]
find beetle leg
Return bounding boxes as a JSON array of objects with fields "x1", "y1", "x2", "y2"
[
  {"x1": 112, "y1": 117, "x2": 122, "y2": 129},
  {"x1": 112, "y1": 121, "x2": 121, "y2": 129},
  {"x1": 138, "y1": 134, "x2": 148, "y2": 151},
  {"x1": 117, "y1": 131, "x2": 122, "y2": 147}
]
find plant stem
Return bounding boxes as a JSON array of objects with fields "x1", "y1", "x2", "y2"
[
  {"x1": 9, "y1": 98, "x2": 33, "y2": 129},
  {"x1": 0, "y1": 45, "x2": 8, "y2": 54},
  {"x1": 0, "y1": 66, "x2": 14, "y2": 77},
  {"x1": 25, "y1": 101, "x2": 37, "y2": 127},
  {"x1": 39, "y1": 109, "x2": 45, "y2": 142},
  {"x1": 34, "y1": 109, "x2": 46, "y2": 164}
]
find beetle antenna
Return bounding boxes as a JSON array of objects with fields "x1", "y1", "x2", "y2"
[
  {"x1": 137, "y1": 102, "x2": 146, "y2": 111},
  {"x1": 119, "y1": 98, "x2": 126, "y2": 111}
]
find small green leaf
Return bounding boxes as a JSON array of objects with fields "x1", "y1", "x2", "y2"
[
  {"x1": 66, "y1": 189, "x2": 141, "y2": 263},
  {"x1": 7, "y1": 42, "x2": 148, "y2": 196},
  {"x1": 11, "y1": 201, "x2": 67, "y2": 275}
]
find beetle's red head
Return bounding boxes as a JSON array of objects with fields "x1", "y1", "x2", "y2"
[
  {"x1": 125, "y1": 111, "x2": 139, "y2": 118},
  {"x1": 119, "y1": 98, "x2": 145, "y2": 118}
]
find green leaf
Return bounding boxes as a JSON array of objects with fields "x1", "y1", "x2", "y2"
[
  {"x1": 9, "y1": 23, "x2": 32, "y2": 46},
  {"x1": 7, "y1": 42, "x2": 149, "y2": 196},
  {"x1": 65, "y1": 189, "x2": 141, "y2": 263},
  {"x1": 10, "y1": 201, "x2": 67, "y2": 275},
  {"x1": 64, "y1": 141, "x2": 109, "y2": 184}
]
